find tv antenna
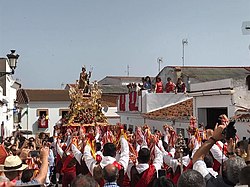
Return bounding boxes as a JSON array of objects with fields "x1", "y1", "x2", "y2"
[{"x1": 242, "y1": 21, "x2": 250, "y2": 35}]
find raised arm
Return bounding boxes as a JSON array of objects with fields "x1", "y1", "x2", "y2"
[
  {"x1": 118, "y1": 136, "x2": 129, "y2": 171},
  {"x1": 83, "y1": 143, "x2": 97, "y2": 175},
  {"x1": 193, "y1": 124, "x2": 226, "y2": 164},
  {"x1": 163, "y1": 152, "x2": 179, "y2": 173},
  {"x1": 56, "y1": 143, "x2": 64, "y2": 158},
  {"x1": 153, "y1": 145, "x2": 163, "y2": 171},
  {"x1": 71, "y1": 144, "x2": 83, "y2": 164},
  {"x1": 34, "y1": 147, "x2": 49, "y2": 184}
]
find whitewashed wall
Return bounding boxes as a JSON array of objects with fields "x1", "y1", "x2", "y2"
[
  {"x1": 2, "y1": 60, "x2": 19, "y2": 137},
  {"x1": 102, "y1": 106, "x2": 120, "y2": 125},
  {"x1": 119, "y1": 112, "x2": 190, "y2": 138},
  {"x1": 234, "y1": 122, "x2": 249, "y2": 140},
  {"x1": 19, "y1": 101, "x2": 70, "y2": 136},
  {"x1": 19, "y1": 101, "x2": 118, "y2": 136},
  {"x1": 190, "y1": 79, "x2": 250, "y2": 140}
]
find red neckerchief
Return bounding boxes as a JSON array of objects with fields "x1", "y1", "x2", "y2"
[{"x1": 113, "y1": 161, "x2": 123, "y2": 170}]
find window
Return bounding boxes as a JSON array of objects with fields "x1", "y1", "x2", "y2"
[
  {"x1": 206, "y1": 108, "x2": 227, "y2": 129},
  {"x1": 128, "y1": 125, "x2": 134, "y2": 133},
  {"x1": 37, "y1": 109, "x2": 49, "y2": 128},
  {"x1": 246, "y1": 75, "x2": 250, "y2": 90},
  {"x1": 36, "y1": 109, "x2": 49, "y2": 117},
  {"x1": 176, "y1": 128, "x2": 185, "y2": 138},
  {"x1": 59, "y1": 109, "x2": 70, "y2": 118}
]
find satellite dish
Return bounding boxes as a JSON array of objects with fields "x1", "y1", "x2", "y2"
[
  {"x1": 242, "y1": 21, "x2": 250, "y2": 35},
  {"x1": 103, "y1": 106, "x2": 108, "y2": 112}
]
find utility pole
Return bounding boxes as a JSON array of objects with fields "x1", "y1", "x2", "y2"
[
  {"x1": 182, "y1": 39, "x2": 188, "y2": 66},
  {"x1": 126, "y1": 65, "x2": 130, "y2": 76},
  {"x1": 157, "y1": 57, "x2": 163, "y2": 72}
]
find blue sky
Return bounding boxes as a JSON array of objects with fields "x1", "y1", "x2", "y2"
[{"x1": 0, "y1": 0, "x2": 250, "y2": 88}]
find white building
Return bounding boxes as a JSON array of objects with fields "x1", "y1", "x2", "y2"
[
  {"x1": 117, "y1": 90, "x2": 192, "y2": 138},
  {"x1": 117, "y1": 66, "x2": 250, "y2": 139},
  {"x1": 16, "y1": 88, "x2": 120, "y2": 136},
  {"x1": 17, "y1": 89, "x2": 71, "y2": 136},
  {"x1": 189, "y1": 78, "x2": 250, "y2": 139},
  {"x1": 0, "y1": 56, "x2": 21, "y2": 138}
]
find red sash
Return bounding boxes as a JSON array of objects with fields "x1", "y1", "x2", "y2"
[
  {"x1": 213, "y1": 159, "x2": 221, "y2": 173},
  {"x1": 61, "y1": 154, "x2": 76, "y2": 173},
  {"x1": 216, "y1": 141, "x2": 227, "y2": 155},
  {"x1": 135, "y1": 165, "x2": 156, "y2": 187},
  {"x1": 212, "y1": 141, "x2": 227, "y2": 172},
  {"x1": 122, "y1": 173, "x2": 130, "y2": 187}
]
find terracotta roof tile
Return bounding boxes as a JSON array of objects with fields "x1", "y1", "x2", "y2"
[
  {"x1": 17, "y1": 89, "x2": 118, "y2": 107},
  {"x1": 144, "y1": 98, "x2": 193, "y2": 120},
  {"x1": 100, "y1": 94, "x2": 118, "y2": 107},
  {"x1": 17, "y1": 89, "x2": 70, "y2": 103}
]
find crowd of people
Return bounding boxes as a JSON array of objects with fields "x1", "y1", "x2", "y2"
[
  {"x1": 141, "y1": 76, "x2": 186, "y2": 94},
  {"x1": 0, "y1": 114, "x2": 249, "y2": 187},
  {"x1": 0, "y1": 131, "x2": 54, "y2": 187}
]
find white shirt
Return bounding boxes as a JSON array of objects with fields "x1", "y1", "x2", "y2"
[
  {"x1": 127, "y1": 145, "x2": 163, "y2": 180},
  {"x1": 84, "y1": 136, "x2": 129, "y2": 175},
  {"x1": 210, "y1": 142, "x2": 228, "y2": 164}
]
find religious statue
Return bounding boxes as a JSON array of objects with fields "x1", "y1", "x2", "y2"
[
  {"x1": 78, "y1": 66, "x2": 91, "y2": 93},
  {"x1": 175, "y1": 132, "x2": 187, "y2": 174}
]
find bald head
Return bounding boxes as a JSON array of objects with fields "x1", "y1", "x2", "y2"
[{"x1": 103, "y1": 164, "x2": 118, "y2": 183}]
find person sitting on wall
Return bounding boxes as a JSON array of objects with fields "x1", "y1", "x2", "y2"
[
  {"x1": 155, "y1": 76, "x2": 163, "y2": 93},
  {"x1": 143, "y1": 76, "x2": 152, "y2": 91},
  {"x1": 175, "y1": 78, "x2": 186, "y2": 94},
  {"x1": 165, "y1": 77, "x2": 176, "y2": 93}
]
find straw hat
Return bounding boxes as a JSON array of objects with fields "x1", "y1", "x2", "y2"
[{"x1": 0, "y1": 155, "x2": 27, "y2": 172}]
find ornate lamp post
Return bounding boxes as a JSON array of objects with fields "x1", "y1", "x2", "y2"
[{"x1": 0, "y1": 50, "x2": 19, "y2": 77}]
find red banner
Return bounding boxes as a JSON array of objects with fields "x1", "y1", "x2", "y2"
[
  {"x1": 38, "y1": 116, "x2": 48, "y2": 128},
  {"x1": 119, "y1": 94, "x2": 126, "y2": 111},
  {"x1": 129, "y1": 91, "x2": 138, "y2": 111}
]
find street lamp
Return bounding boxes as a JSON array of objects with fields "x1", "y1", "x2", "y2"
[{"x1": 0, "y1": 50, "x2": 19, "y2": 77}]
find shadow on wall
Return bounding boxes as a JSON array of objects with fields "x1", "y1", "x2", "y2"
[{"x1": 32, "y1": 121, "x2": 48, "y2": 135}]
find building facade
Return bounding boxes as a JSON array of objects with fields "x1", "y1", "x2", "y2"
[
  {"x1": 117, "y1": 90, "x2": 192, "y2": 138},
  {"x1": 16, "y1": 88, "x2": 120, "y2": 136},
  {"x1": 0, "y1": 58, "x2": 21, "y2": 138},
  {"x1": 17, "y1": 89, "x2": 71, "y2": 136},
  {"x1": 117, "y1": 66, "x2": 250, "y2": 139},
  {"x1": 189, "y1": 78, "x2": 250, "y2": 139}
]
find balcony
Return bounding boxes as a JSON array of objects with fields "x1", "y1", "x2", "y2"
[{"x1": 117, "y1": 90, "x2": 191, "y2": 114}]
